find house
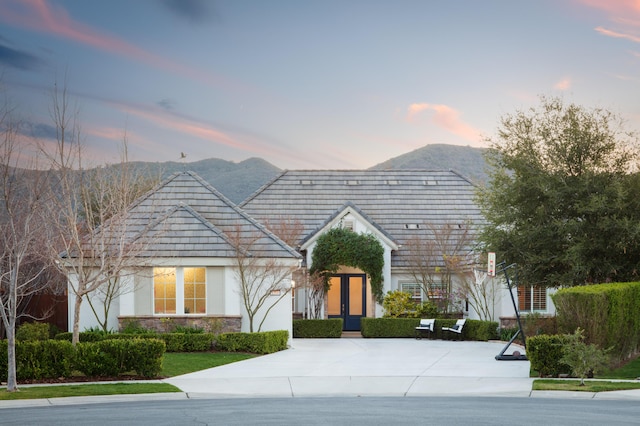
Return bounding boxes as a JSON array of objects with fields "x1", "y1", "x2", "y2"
[
  {"x1": 68, "y1": 171, "x2": 302, "y2": 337},
  {"x1": 69, "y1": 169, "x2": 553, "y2": 337},
  {"x1": 239, "y1": 169, "x2": 542, "y2": 330}
]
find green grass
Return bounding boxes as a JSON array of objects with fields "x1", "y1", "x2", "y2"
[
  {"x1": 598, "y1": 356, "x2": 640, "y2": 380},
  {"x1": 1, "y1": 351, "x2": 256, "y2": 400},
  {"x1": 0, "y1": 383, "x2": 180, "y2": 400},
  {"x1": 161, "y1": 352, "x2": 255, "y2": 377},
  {"x1": 533, "y1": 379, "x2": 640, "y2": 393}
]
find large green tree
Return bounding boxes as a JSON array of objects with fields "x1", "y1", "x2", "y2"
[{"x1": 478, "y1": 96, "x2": 640, "y2": 287}]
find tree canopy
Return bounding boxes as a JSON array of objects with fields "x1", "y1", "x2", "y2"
[
  {"x1": 309, "y1": 227, "x2": 385, "y2": 303},
  {"x1": 478, "y1": 96, "x2": 640, "y2": 287}
]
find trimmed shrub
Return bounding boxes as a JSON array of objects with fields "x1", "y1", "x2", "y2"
[
  {"x1": 293, "y1": 319, "x2": 343, "y2": 338},
  {"x1": 16, "y1": 322, "x2": 50, "y2": 341},
  {"x1": 361, "y1": 318, "x2": 497, "y2": 340},
  {"x1": 215, "y1": 330, "x2": 288, "y2": 354},
  {"x1": 553, "y1": 281, "x2": 640, "y2": 360},
  {"x1": 127, "y1": 339, "x2": 165, "y2": 377},
  {"x1": 75, "y1": 338, "x2": 165, "y2": 377},
  {"x1": 361, "y1": 318, "x2": 417, "y2": 337},
  {"x1": 54, "y1": 331, "x2": 106, "y2": 342},
  {"x1": 527, "y1": 334, "x2": 571, "y2": 377},
  {"x1": 183, "y1": 333, "x2": 215, "y2": 352}
]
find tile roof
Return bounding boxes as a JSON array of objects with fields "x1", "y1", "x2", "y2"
[
  {"x1": 239, "y1": 170, "x2": 484, "y2": 268},
  {"x1": 86, "y1": 171, "x2": 301, "y2": 260}
]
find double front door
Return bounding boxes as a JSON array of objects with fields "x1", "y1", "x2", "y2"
[{"x1": 327, "y1": 274, "x2": 366, "y2": 331}]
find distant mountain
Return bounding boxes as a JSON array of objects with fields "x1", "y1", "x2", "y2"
[
  {"x1": 369, "y1": 144, "x2": 489, "y2": 185},
  {"x1": 129, "y1": 157, "x2": 282, "y2": 204}
]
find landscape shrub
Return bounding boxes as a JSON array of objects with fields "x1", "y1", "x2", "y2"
[
  {"x1": 361, "y1": 317, "x2": 417, "y2": 337},
  {"x1": 215, "y1": 330, "x2": 288, "y2": 354},
  {"x1": 382, "y1": 290, "x2": 417, "y2": 318},
  {"x1": 16, "y1": 322, "x2": 50, "y2": 341},
  {"x1": 526, "y1": 334, "x2": 571, "y2": 377},
  {"x1": 54, "y1": 331, "x2": 106, "y2": 342},
  {"x1": 0, "y1": 340, "x2": 75, "y2": 381},
  {"x1": 361, "y1": 318, "x2": 497, "y2": 340},
  {"x1": 553, "y1": 281, "x2": 640, "y2": 360},
  {"x1": 75, "y1": 339, "x2": 165, "y2": 377},
  {"x1": 293, "y1": 319, "x2": 343, "y2": 338}
]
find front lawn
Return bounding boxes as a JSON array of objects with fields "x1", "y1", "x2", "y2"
[
  {"x1": 0, "y1": 383, "x2": 180, "y2": 401},
  {"x1": 161, "y1": 352, "x2": 255, "y2": 377},
  {"x1": 1, "y1": 351, "x2": 256, "y2": 400},
  {"x1": 533, "y1": 379, "x2": 640, "y2": 393}
]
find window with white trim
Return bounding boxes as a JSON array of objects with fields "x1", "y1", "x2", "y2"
[
  {"x1": 518, "y1": 285, "x2": 546, "y2": 312},
  {"x1": 154, "y1": 267, "x2": 206, "y2": 315},
  {"x1": 400, "y1": 282, "x2": 422, "y2": 304}
]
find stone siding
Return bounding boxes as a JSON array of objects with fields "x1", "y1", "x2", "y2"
[{"x1": 118, "y1": 315, "x2": 242, "y2": 334}]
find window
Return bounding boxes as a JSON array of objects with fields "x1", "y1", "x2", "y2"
[
  {"x1": 184, "y1": 267, "x2": 206, "y2": 314},
  {"x1": 427, "y1": 278, "x2": 447, "y2": 300},
  {"x1": 154, "y1": 268, "x2": 176, "y2": 314},
  {"x1": 518, "y1": 285, "x2": 546, "y2": 312},
  {"x1": 154, "y1": 267, "x2": 206, "y2": 315},
  {"x1": 401, "y1": 283, "x2": 422, "y2": 304}
]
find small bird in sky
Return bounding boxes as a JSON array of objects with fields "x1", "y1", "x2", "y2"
[{"x1": 180, "y1": 152, "x2": 187, "y2": 159}]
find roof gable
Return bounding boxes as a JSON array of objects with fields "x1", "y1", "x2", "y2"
[
  {"x1": 97, "y1": 171, "x2": 301, "y2": 260},
  {"x1": 240, "y1": 169, "x2": 484, "y2": 267}
]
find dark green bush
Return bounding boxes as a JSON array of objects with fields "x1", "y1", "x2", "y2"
[
  {"x1": 361, "y1": 318, "x2": 417, "y2": 337},
  {"x1": 54, "y1": 331, "x2": 106, "y2": 342},
  {"x1": 527, "y1": 334, "x2": 571, "y2": 377},
  {"x1": 0, "y1": 340, "x2": 75, "y2": 381},
  {"x1": 16, "y1": 322, "x2": 50, "y2": 341},
  {"x1": 553, "y1": 281, "x2": 640, "y2": 361},
  {"x1": 361, "y1": 318, "x2": 497, "y2": 340},
  {"x1": 293, "y1": 319, "x2": 343, "y2": 338},
  {"x1": 126, "y1": 339, "x2": 165, "y2": 377},
  {"x1": 75, "y1": 339, "x2": 165, "y2": 377},
  {"x1": 216, "y1": 330, "x2": 288, "y2": 354},
  {"x1": 183, "y1": 333, "x2": 215, "y2": 351}
]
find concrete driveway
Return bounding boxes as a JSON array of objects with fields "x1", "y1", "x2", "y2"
[{"x1": 165, "y1": 338, "x2": 534, "y2": 398}]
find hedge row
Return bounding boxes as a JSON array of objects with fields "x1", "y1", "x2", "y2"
[
  {"x1": 293, "y1": 319, "x2": 343, "y2": 338},
  {"x1": 552, "y1": 281, "x2": 640, "y2": 360},
  {"x1": 360, "y1": 318, "x2": 499, "y2": 340},
  {"x1": 55, "y1": 332, "x2": 215, "y2": 352},
  {"x1": 526, "y1": 334, "x2": 571, "y2": 377},
  {"x1": 215, "y1": 330, "x2": 288, "y2": 354},
  {"x1": 0, "y1": 338, "x2": 165, "y2": 381}
]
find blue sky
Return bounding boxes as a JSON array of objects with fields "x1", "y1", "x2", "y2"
[{"x1": 1, "y1": 0, "x2": 639, "y2": 169}]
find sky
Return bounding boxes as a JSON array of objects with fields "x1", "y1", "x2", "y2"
[{"x1": 1, "y1": 0, "x2": 639, "y2": 170}]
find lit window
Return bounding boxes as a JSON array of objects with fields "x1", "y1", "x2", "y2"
[
  {"x1": 154, "y1": 268, "x2": 176, "y2": 314},
  {"x1": 184, "y1": 267, "x2": 206, "y2": 314},
  {"x1": 154, "y1": 267, "x2": 206, "y2": 315}
]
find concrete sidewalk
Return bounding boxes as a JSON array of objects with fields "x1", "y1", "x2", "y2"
[
  {"x1": 166, "y1": 338, "x2": 535, "y2": 398},
  {"x1": 3, "y1": 338, "x2": 640, "y2": 408}
]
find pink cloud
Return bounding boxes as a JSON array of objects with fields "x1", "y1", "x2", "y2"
[
  {"x1": 554, "y1": 77, "x2": 572, "y2": 91},
  {"x1": 406, "y1": 103, "x2": 482, "y2": 143},
  {"x1": 595, "y1": 26, "x2": 640, "y2": 42},
  {"x1": 0, "y1": 0, "x2": 237, "y2": 90},
  {"x1": 574, "y1": 0, "x2": 640, "y2": 44}
]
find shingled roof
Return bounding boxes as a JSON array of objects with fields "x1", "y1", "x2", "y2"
[
  {"x1": 90, "y1": 171, "x2": 301, "y2": 260},
  {"x1": 239, "y1": 170, "x2": 484, "y2": 268}
]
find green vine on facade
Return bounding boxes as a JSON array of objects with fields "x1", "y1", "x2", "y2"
[{"x1": 309, "y1": 227, "x2": 385, "y2": 303}]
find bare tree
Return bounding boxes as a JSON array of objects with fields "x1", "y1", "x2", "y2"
[
  {"x1": 230, "y1": 225, "x2": 299, "y2": 332},
  {"x1": 82, "y1": 145, "x2": 159, "y2": 332},
  {"x1": 456, "y1": 269, "x2": 500, "y2": 321},
  {"x1": 43, "y1": 83, "x2": 156, "y2": 344},
  {"x1": 404, "y1": 221, "x2": 476, "y2": 313},
  {"x1": 0, "y1": 97, "x2": 55, "y2": 392}
]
